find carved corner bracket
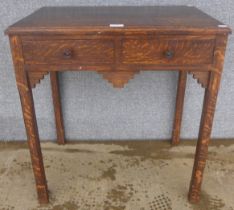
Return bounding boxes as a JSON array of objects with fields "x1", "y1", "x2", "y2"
[
  {"x1": 98, "y1": 71, "x2": 140, "y2": 88},
  {"x1": 28, "y1": 71, "x2": 49, "y2": 88},
  {"x1": 189, "y1": 71, "x2": 210, "y2": 88}
]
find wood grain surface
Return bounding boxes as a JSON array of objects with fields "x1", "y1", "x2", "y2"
[
  {"x1": 5, "y1": 6, "x2": 231, "y2": 35},
  {"x1": 6, "y1": 6, "x2": 231, "y2": 205},
  {"x1": 188, "y1": 35, "x2": 228, "y2": 203},
  {"x1": 22, "y1": 39, "x2": 115, "y2": 64},
  {"x1": 9, "y1": 35, "x2": 49, "y2": 204},
  {"x1": 172, "y1": 71, "x2": 187, "y2": 145},
  {"x1": 50, "y1": 72, "x2": 65, "y2": 145},
  {"x1": 121, "y1": 37, "x2": 215, "y2": 65}
]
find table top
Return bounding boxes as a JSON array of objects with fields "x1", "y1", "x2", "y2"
[{"x1": 5, "y1": 6, "x2": 231, "y2": 35}]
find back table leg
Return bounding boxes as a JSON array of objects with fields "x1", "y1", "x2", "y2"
[
  {"x1": 50, "y1": 72, "x2": 65, "y2": 145},
  {"x1": 171, "y1": 71, "x2": 187, "y2": 145}
]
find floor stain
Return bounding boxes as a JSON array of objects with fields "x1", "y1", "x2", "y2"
[
  {"x1": 43, "y1": 148, "x2": 94, "y2": 154},
  {"x1": 17, "y1": 161, "x2": 31, "y2": 170},
  {"x1": 104, "y1": 184, "x2": 134, "y2": 210},
  {"x1": 0, "y1": 168, "x2": 6, "y2": 175},
  {"x1": 0, "y1": 140, "x2": 234, "y2": 210},
  {"x1": 101, "y1": 165, "x2": 117, "y2": 181},
  {"x1": 110, "y1": 145, "x2": 172, "y2": 162},
  {"x1": 0, "y1": 206, "x2": 14, "y2": 210},
  {"x1": 48, "y1": 201, "x2": 79, "y2": 210},
  {"x1": 109, "y1": 141, "x2": 198, "y2": 161}
]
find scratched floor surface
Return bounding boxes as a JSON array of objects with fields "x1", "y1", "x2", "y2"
[{"x1": 0, "y1": 141, "x2": 234, "y2": 210}]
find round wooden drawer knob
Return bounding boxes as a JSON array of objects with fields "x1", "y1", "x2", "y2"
[
  {"x1": 165, "y1": 50, "x2": 174, "y2": 59},
  {"x1": 63, "y1": 48, "x2": 73, "y2": 59}
]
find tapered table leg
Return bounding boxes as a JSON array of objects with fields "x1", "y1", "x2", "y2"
[
  {"x1": 19, "y1": 81, "x2": 49, "y2": 204},
  {"x1": 10, "y1": 36, "x2": 49, "y2": 204},
  {"x1": 50, "y1": 72, "x2": 65, "y2": 145},
  {"x1": 188, "y1": 35, "x2": 227, "y2": 203},
  {"x1": 188, "y1": 72, "x2": 221, "y2": 203},
  {"x1": 171, "y1": 71, "x2": 187, "y2": 145}
]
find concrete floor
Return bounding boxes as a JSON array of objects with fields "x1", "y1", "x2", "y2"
[{"x1": 0, "y1": 140, "x2": 234, "y2": 210}]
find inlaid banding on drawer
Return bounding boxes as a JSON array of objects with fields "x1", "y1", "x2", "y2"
[
  {"x1": 121, "y1": 38, "x2": 215, "y2": 65},
  {"x1": 22, "y1": 40, "x2": 115, "y2": 64}
]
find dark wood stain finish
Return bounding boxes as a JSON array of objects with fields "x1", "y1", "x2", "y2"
[
  {"x1": 172, "y1": 71, "x2": 187, "y2": 145},
  {"x1": 189, "y1": 35, "x2": 228, "y2": 203},
  {"x1": 50, "y1": 72, "x2": 65, "y2": 145},
  {"x1": 121, "y1": 37, "x2": 215, "y2": 65},
  {"x1": 5, "y1": 6, "x2": 231, "y2": 204},
  {"x1": 28, "y1": 71, "x2": 49, "y2": 88},
  {"x1": 9, "y1": 36, "x2": 49, "y2": 204},
  {"x1": 22, "y1": 39, "x2": 115, "y2": 64}
]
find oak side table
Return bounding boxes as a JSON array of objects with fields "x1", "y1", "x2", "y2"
[{"x1": 5, "y1": 6, "x2": 231, "y2": 204}]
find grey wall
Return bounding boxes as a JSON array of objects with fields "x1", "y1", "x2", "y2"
[{"x1": 0, "y1": 0, "x2": 234, "y2": 141}]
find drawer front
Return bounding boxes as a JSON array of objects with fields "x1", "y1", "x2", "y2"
[
  {"x1": 22, "y1": 39, "x2": 115, "y2": 64},
  {"x1": 121, "y1": 37, "x2": 215, "y2": 65}
]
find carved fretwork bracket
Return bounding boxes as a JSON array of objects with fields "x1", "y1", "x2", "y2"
[
  {"x1": 189, "y1": 71, "x2": 210, "y2": 88},
  {"x1": 99, "y1": 71, "x2": 139, "y2": 88},
  {"x1": 28, "y1": 71, "x2": 49, "y2": 88}
]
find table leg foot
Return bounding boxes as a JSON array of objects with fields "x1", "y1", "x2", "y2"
[
  {"x1": 37, "y1": 185, "x2": 49, "y2": 204},
  {"x1": 188, "y1": 192, "x2": 200, "y2": 204}
]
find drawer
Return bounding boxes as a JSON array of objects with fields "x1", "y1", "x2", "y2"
[
  {"x1": 22, "y1": 39, "x2": 115, "y2": 64},
  {"x1": 121, "y1": 37, "x2": 215, "y2": 65}
]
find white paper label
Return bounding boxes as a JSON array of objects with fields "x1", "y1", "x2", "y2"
[
  {"x1": 109, "y1": 24, "x2": 124, "y2": 28},
  {"x1": 218, "y1": 24, "x2": 228, "y2": 28}
]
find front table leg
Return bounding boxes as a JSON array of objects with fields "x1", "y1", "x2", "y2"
[
  {"x1": 19, "y1": 80, "x2": 49, "y2": 204},
  {"x1": 10, "y1": 36, "x2": 49, "y2": 204},
  {"x1": 188, "y1": 71, "x2": 221, "y2": 203}
]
